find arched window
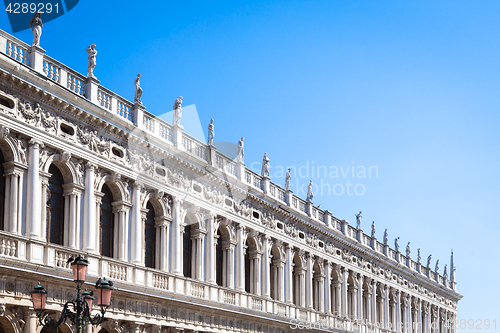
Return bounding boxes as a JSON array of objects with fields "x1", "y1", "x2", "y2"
[
  {"x1": 183, "y1": 224, "x2": 192, "y2": 278},
  {"x1": 145, "y1": 201, "x2": 156, "y2": 269},
  {"x1": 100, "y1": 184, "x2": 114, "y2": 258},
  {"x1": 215, "y1": 229, "x2": 223, "y2": 286},
  {"x1": 244, "y1": 239, "x2": 251, "y2": 293},
  {"x1": 47, "y1": 164, "x2": 64, "y2": 245},
  {"x1": 0, "y1": 150, "x2": 4, "y2": 231}
]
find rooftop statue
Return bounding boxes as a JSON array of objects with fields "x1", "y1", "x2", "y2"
[
  {"x1": 306, "y1": 180, "x2": 314, "y2": 202},
  {"x1": 236, "y1": 137, "x2": 244, "y2": 163},
  {"x1": 207, "y1": 119, "x2": 214, "y2": 146},
  {"x1": 30, "y1": 12, "x2": 43, "y2": 47},
  {"x1": 173, "y1": 96, "x2": 183, "y2": 126},
  {"x1": 355, "y1": 211, "x2": 362, "y2": 229},
  {"x1": 435, "y1": 260, "x2": 439, "y2": 273},
  {"x1": 371, "y1": 221, "x2": 376, "y2": 238},
  {"x1": 285, "y1": 168, "x2": 291, "y2": 191},
  {"x1": 394, "y1": 237, "x2": 400, "y2": 252},
  {"x1": 427, "y1": 254, "x2": 432, "y2": 269},
  {"x1": 406, "y1": 242, "x2": 411, "y2": 257},
  {"x1": 86, "y1": 44, "x2": 97, "y2": 78},
  {"x1": 383, "y1": 229, "x2": 388, "y2": 245},
  {"x1": 261, "y1": 152, "x2": 270, "y2": 177},
  {"x1": 417, "y1": 248, "x2": 421, "y2": 263},
  {"x1": 134, "y1": 74, "x2": 143, "y2": 105}
]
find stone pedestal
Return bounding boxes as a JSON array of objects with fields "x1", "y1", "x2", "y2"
[
  {"x1": 305, "y1": 201, "x2": 313, "y2": 217},
  {"x1": 284, "y1": 190, "x2": 293, "y2": 206},
  {"x1": 235, "y1": 161, "x2": 245, "y2": 181},
  {"x1": 406, "y1": 257, "x2": 411, "y2": 267},
  {"x1": 85, "y1": 76, "x2": 100, "y2": 104},
  {"x1": 28, "y1": 45, "x2": 45, "y2": 74},
  {"x1": 356, "y1": 228, "x2": 363, "y2": 242},
  {"x1": 261, "y1": 176, "x2": 270, "y2": 194},
  {"x1": 341, "y1": 220, "x2": 349, "y2": 235},
  {"x1": 207, "y1": 145, "x2": 217, "y2": 167},
  {"x1": 370, "y1": 237, "x2": 377, "y2": 249},
  {"x1": 132, "y1": 102, "x2": 146, "y2": 127},
  {"x1": 395, "y1": 251, "x2": 400, "y2": 263},
  {"x1": 323, "y1": 210, "x2": 332, "y2": 227},
  {"x1": 416, "y1": 263, "x2": 421, "y2": 274},
  {"x1": 172, "y1": 124, "x2": 184, "y2": 149},
  {"x1": 383, "y1": 244, "x2": 389, "y2": 256}
]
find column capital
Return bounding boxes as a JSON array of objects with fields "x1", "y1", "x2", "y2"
[
  {"x1": 85, "y1": 162, "x2": 98, "y2": 170},
  {"x1": 28, "y1": 138, "x2": 44, "y2": 148}
]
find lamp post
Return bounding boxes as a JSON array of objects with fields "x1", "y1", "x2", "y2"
[{"x1": 30, "y1": 255, "x2": 114, "y2": 333}]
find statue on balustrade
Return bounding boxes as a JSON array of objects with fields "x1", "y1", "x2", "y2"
[
  {"x1": 355, "y1": 211, "x2": 362, "y2": 229},
  {"x1": 86, "y1": 44, "x2": 97, "y2": 78},
  {"x1": 427, "y1": 254, "x2": 432, "y2": 269},
  {"x1": 30, "y1": 12, "x2": 43, "y2": 47},
  {"x1": 285, "y1": 168, "x2": 291, "y2": 191},
  {"x1": 371, "y1": 221, "x2": 376, "y2": 238},
  {"x1": 208, "y1": 119, "x2": 214, "y2": 145},
  {"x1": 134, "y1": 74, "x2": 143, "y2": 105},
  {"x1": 236, "y1": 137, "x2": 244, "y2": 163},
  {"x1": 417, "y1": 248, "x2": 421, "y2": 263},
  {"x1": 394, "y1": 237, "x2": 400, "y2": 252},
  {"x1": 406, "y1": 242, "x2": 411, "y2": 257},
  {"x1": 383, "y1": 229, "x2": 388, "y2": 245},
  {"x1": 306, "y1": 180, "x2": 314, "y2": 202},
  {"x1": 443, "y1": 264, "x2": 448, "y2": 279},
  {"x1": 173, "y1": 96, "x2": 183, "y2": 126},
  {"x1": 435, "y1": 260, "x2": 439, "y2": 273},
  {"x1": 261, "y1": 152, "x2": 270, "y2": 177}
]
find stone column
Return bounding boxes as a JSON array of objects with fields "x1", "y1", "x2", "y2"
[
  {"x1": 26, "y1": 139, "x2": 43, "y2": 238},
  {"x1": 68, "y1": 193, "x2": 78, "y2": 248},
  {"x1": 348, "y1": 272, "x2": 358, "y2": 319},
  {"x1": 324, "y1": 261, "x2": 332, "y2": 313},
  {"x1": 365, "y1": 287, "x2": 373, "y2": 322},
  {"x1": 82, "y1": 163, "x2": 96, "y2": 252},
  {"x1": 16, "y1": 169, "x2": 24, "y2": 235},
  {"x1": 276, "y1": 259, "x2": 285, "y2": 301},
  {"x1": 341, "y1": 267, "x2": 348, "y2": 318},
  {"x1": 316, "y1": 273, "x2": 325, "y2": 312},
  {"x1": 7, "y1": 172, "x2": 20, "y2": 233},
  {"x1": 372, "y1": 282, "x2": 378, "y2": 325},
  {"x1": 4, "y1": 174, "x2": 10, "y2": 230},
  {"x1": 253, "y1": 251, "x2": 262, "y2": 295},
  {"x1": 40, "y1": 176, "x2": 49, "y2": 241},
  {"x1": 192, "y1": 228, "x2": 206, "y2": 280},
  {"x1": 299, "y1": 267, "x2": 306, "y2": 307},
  {"x1": 235, "y1": 225, "x2": 248, "y2": 291},
  {"x1": 396, "y1": 290, "x2": 402, "y2": 333},
  {"x1": 384, "y1": 285, "x2": 390, "y2": 329},
  {"x1": 305, "y1": 254, "x2": 313, "y2": 309},
  {"x1": 333, "y1": 281, "x2": 342, "y2": 316},
  {"x1": 284, "y1": 244, "x2": 293, "y2": 303},
  {"x1": 357, "y1": 275, "x2": 364, "y2": 320},
  {"x1": 262, "y1": 236, "x2": 272, "y2": 298},
  {"x1": 23, "y1": 309, "x2": 37, "y2": 333},
  {"x1": 205, "y1": 214, "x2": 216, "y2": 284},
  {"x1": 130, "y1": 182, "x2": 143, "y2": 264},
  {"x1": 155, "y1": 216, "x2": 170, "y2": 271},
  {"x1": 170, "y1": 196, "x2": 182, "y2": 274}
]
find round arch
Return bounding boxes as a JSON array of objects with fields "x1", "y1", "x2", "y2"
[{"x1": 0, "y1": 308, "x2": 23, "y2": 333}]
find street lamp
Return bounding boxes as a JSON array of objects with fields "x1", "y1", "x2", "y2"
[{"x1": 30, "y1": 255, "x2": 114, "y2": 333}]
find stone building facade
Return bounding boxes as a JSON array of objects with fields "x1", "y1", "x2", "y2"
[{"x1": 0, "y1": 29, "x2": 461, "y2": 333}]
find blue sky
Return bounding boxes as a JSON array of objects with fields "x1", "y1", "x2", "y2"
[{"x1": 2, "y1": 0, "x2": 499, "y2": 328}]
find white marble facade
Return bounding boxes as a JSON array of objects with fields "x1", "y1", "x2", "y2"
[{"x1": 0, "y1": 29, "x2": 461, "y2": 333}]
